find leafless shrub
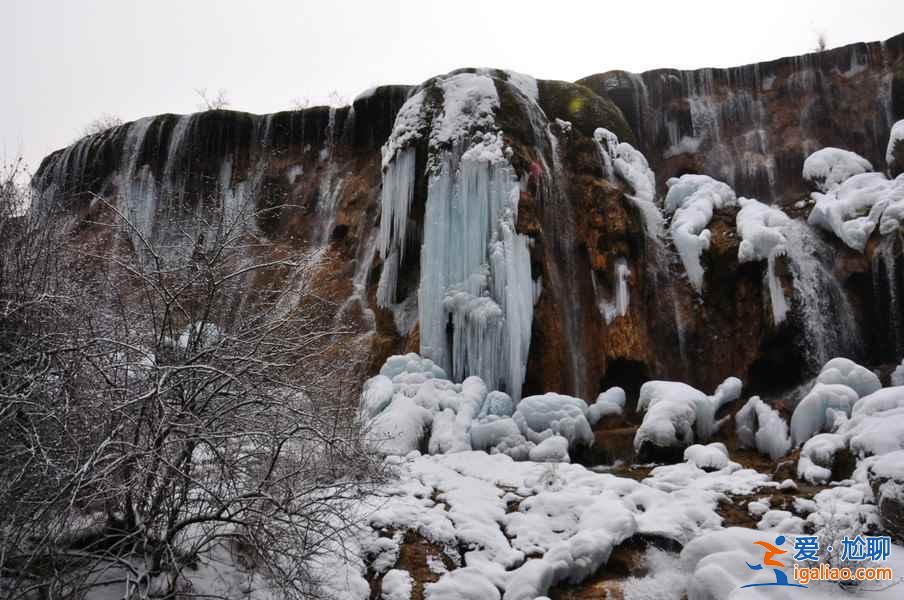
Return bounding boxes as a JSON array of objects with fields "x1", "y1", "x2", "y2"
[
  {"x1": 79, "y1": 113, "x2": 124, "y2": 139},
  {"x1": 195, "y1": 88, "x2": 231, "y2": 111}
]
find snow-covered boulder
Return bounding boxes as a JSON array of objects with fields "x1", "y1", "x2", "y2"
[
  {"x1": 528, "y1": 435, "x2": 571, "y2": 463},
  {"x1": 815, "y1": 357, "x2": 881, "y2": 398},
  {"x1": 789, "y1": 383, "x2": 859, "y2": 446},
  {"x1": 664, "y1": 174, "x2": 738, "y2": 293},
  {"x1": 380, "y1": 352, "x2": 447, "y2": 380},
  {"x1": 512, "y1": 393, "x2": 593, "y2": 449},
  {"x1": 478, "y1": 390, "x2": 515, "y2": 418},
  {"x1": 684, "y1": 443, "x2": 730, "y2": 471},
  {"x1": 735, "y1": 396, "x2": 791, "y2": 460},
  {"x1": 586, "y1": 386, "x2": 626, "y2": 425},
  {"x1": 381, "y1": 569, "x2": 413, "y2": 600},
  {"x1": 888, "y1": 119, "x2": 904, "y2": 177},
  {"x1": 367, "y1": 395, "x2": 434, "y2": 455},
  {"x1": 470, "y1": 416, "x2": 532, "y2": 459},
  {"x1": 802, "y1": 147, "x2": 872, "y2": 192},
  {"x1": 839, "y1": 387, "x2": 904, "y2": 457},
  {"x1": 867, "y1": 449, "x2": 904, "y2": 542}
]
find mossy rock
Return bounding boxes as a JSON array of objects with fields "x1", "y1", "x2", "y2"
[{"x1": 537, "y1": 80, "x2": 636, "y2": 144}]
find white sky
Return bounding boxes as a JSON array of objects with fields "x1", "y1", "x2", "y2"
[{"x1": 4, "y1": 0, "x2": 904, "y2": 171}]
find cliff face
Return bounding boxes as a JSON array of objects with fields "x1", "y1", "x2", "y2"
[
  {"x1": 33, "y1": 35, "x2": 904, "y2": 406},
  {"x1": 580, "y1": 33, "x2": 904, "y2": 205}
]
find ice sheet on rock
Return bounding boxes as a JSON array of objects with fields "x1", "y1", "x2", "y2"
[
  {"x1": 478, "y1": 390, "x2": 515, "y2": 418},
  {"x1": 807, "y1": 171, "x2": 904, "y2": 251},
  {"x1": 815, "y1": 357, "x2": 881, "y2": 397},
  {"x1": 469, "y1": 416, "x2": 531, "y2": 458},
  {"x1": 513, "y1": 394, "x2": 593, "y2": 448},
  {"x1": 587, "y1": 387, "x2": 626, "y2": 425},
  {"x1": 735, "y1": 396, "x2": 791, "y2": 460},
  {"x1": 789, "y1": 382, "x2": 859, "y2": 446},
  {"x1": 664, "y1": 174, "x2": 738, "y2": 292},
  {"x1": 380, "y1": 353, "x2": 448, "y2": 380},
  {"x1": 504, "y1": 70, "x2": 539, "y2": 103}
]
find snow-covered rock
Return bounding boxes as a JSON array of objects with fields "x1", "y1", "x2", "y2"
[
  {"x1": 528, "y1": 435, "x2": 571, "y2": 463},
  {"x1": 586, "y1": 386, "x2": 626, "y2": 425},
  {"x1": 892, "y1": 359, "x2": 904, "y2": 386},
  {"x1": 807, "y1": 171, "x2": 904, "y2": 251},
  {"x1": 381, "y1": 569, "x2": 413, "y2": 600},
  {"x1": 513, "y1": 393, "x2": 593, "y2": 448},
  {"x1": 683, "y1": 443, "x2": 730, "y2": 471},
  {"x1": 664, "y1": 174, "x2": 738, "y2": 292},
  {"x1": 789, "y1": 383, "x2": 859, "y2": 446},
  {"x1": 802, "y1": 147, "x2": 873, "y2": 192},
  {"x1": 815, "y1": 357, "x2": 881, "y2": 398},
  {"x1": 867, "y1": 449, "x2": 904, "y2": 542},
  {"x1": 797, "y1": 432, "x2": 849, "y2": 484}
]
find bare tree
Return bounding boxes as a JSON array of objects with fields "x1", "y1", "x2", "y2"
[
  {"x1": 0, "y1": 177, "x2": 382, "y2": 599},
  {"x1": 195, "y1": 88, "x2": 231, "y2": 111},
  {"x1": 79, "y1": 113, "x2": 124, "y2": 139},
  {"x1": 814, "y1": 30, "x2": 828, "y2": 53},
  {"x1": 290, "y1": 96, "x2": 311, "y2": 111}
]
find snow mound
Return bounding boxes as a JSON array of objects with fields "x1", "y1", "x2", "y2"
[
  {"x1": 815, "y1": 357, "x2": 881, "y2": 398},
  {"x1": 587, "y1": 387, "x2": 626, "y2": 425},
  {"x1": 513, "y1": 393, "x2": 593, "y2": 449},
  {"x1": 528, "y1": 435, "x2": 571, "y2": 463},
  {"x1": 789, "y1": 383, "x2": 859, "y2": 446},
  {"x1": 381, "y1": 569, "x2": 413, "y2": 600},
  {"x1": 803, "y1": 147, "x2": 873, "y2": 192},
  {"x1": 807, "y1": 171, "x2": 904, "y2": 251},
  {"x1": 683, "y1": 443, "x2": 730, "y2": 470},
  {"x1": 478, "y1": 390, "x2": 515, "y2": 418},
  {"x1": 735, "y1": 396, "x2": 791, "y2": 460},
  {"x1": 380, "y1": 352, "x2": 448, "y2": 380},
  {"x1": 635, "y1": 377, "x2": 742, "y2": 455},
  {"x1": 892, "y1": 358, "x2": 904, "y2": 386},
  {"x1": 664, "y1": 174, "x2": 738, "y2": 292}
]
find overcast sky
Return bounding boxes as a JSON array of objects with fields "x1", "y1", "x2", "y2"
[{"x1": 4, "y1": 0, "x2": 904, "y2": 171}]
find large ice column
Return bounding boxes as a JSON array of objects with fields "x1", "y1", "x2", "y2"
[
  {"x1": 376, "y1": 74, "x2": 535, "y2": 400},
  {"x1": 421, "y1": 135, "x2": 534, "y2": 400}
]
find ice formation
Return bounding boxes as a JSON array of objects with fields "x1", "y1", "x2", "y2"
[
  {"x1": 592, "y1": 128, "x2": 664, "y2": 240},
  {"x1": 807, "y1": 171, "x2": 904, "y2": 251},
  {"x1": 360, "y1": 354, "x2": 599, "y2": 462},
  {"x1": 735, "y1": 396, "x2": 791, "y2": 460},
  {"x1": 736, "y1": 197, "x2": 792, "y2": 323},
  {"x1": 634, "y1": 377, "x2": 740, "y2": 452},
  {"x1": 377, "y1": 73, "x2": 535, "y2": 400},
  {"x1": 664, "y1": 174, "x2": 738, "y2": 292},
  {"x1": 888, "y1": 119, "x2": 904, "y2": 170},
  {"x1": 802, "y1": 147, "x2": 873, "y2": 192},
  {"x1": 814, "y1": 357, "x2": 881, "y2": 398},
  {"x1": 683, "y1": 442, "x2": 730, "y2": 470},
  {"x1": 797, "y1": 433, "x2": 847, "y2": 483},
  {"x1": 789, "y1": 382, "x2": 859, "y2": 446},
  {"x1": 598, "y1": 258, "x2": 631, "y2": 324},
  {"x1": 587, "y1": 387, "x2": 626, "y2": 425}
]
